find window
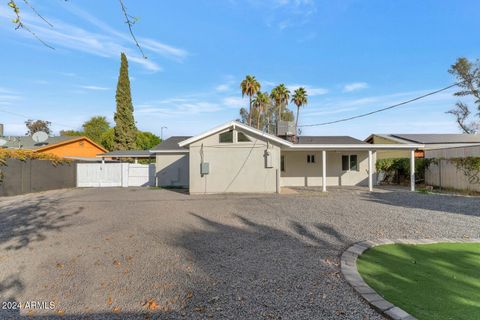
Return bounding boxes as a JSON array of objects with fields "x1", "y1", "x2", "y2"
[
  {"x1": 342, "y1": 155, "x2": 349, "y2": 171},
  {"x1": 307, "y1": 154, "x2": 315, "y2": 163},
  {"x1": 350, "y1": 155, "x2": 358, "y2": 171},
  {"x1": 237, "y1": 132, "x2": 251, "y2": 142},
  {"x1": 219, "y1": 130, "x2": 233, "y2": 143},
  {"x1": 281, "y1": 155, "x2": 285, "y2": 172},
  {"x1": 342, "y1": 155, "x2": 358, "y2": 171}
]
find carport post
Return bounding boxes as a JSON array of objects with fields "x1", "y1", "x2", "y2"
[
  {"x1": 322, "y1": 150, "x2": 327, "y2": 192},
  {"x1": 368, "y1": 150, "x2": 373, "y2": 191},
  {"x1": 410, "y1": 149, "x2": 415, "y2": 192}
]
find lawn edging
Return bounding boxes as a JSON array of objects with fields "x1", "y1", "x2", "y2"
[{"x1": 340, "y1": 238, "x2": 480, "y2": 320}]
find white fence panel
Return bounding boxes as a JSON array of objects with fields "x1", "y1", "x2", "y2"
[
  {"x1": 127, "y1": 164, "x2": 155, "y2": 186},
  {"x1": 77, "y1": 163, "x2": 155, "y2": 187}
]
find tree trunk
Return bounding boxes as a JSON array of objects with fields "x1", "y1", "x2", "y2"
[
  {"x1": 295, "y1": 105, "x2": 300, "y2": 135},
  {"x1": 257, "y1": 107, "x2": 261, "y2": 129},
  {"x1": 248, "y1": 96, "x2": 252, "y2": 126}
]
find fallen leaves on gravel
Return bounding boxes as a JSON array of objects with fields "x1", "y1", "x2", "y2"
[
  {"x1": 107, "y1": 296, "x2": 113, "y2": 305},
  {"x1": 143, "y1": 299, "x2": 159, "y2": 310},
  {"x1": 113, "y1": 260, "x2": 121, "y2": 266},
  {"x1": 56, "y1": 262, "x2": 64, "y2": 269},
  {"x1": 112, "y1": 306, "x2": 121, "y2": 313}
]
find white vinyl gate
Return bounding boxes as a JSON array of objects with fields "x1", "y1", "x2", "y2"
[{"x1": 77, "y1": 163, "x2": 155, "y2": 187}]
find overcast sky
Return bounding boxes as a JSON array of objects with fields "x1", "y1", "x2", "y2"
[{"x1": 0, "y1": 0, "x2": 478, "y2": 139}]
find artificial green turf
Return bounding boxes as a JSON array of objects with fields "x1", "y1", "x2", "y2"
[{"x1": 357, "y1": 243, "x2": 480, "y2": 320}]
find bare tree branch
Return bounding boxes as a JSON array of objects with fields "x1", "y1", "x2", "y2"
[
  {"x1": 447, "y1": 101, "x2": 474, "y2": 133},
  {"x1": 118, "y1": 0, "x2": 147, "y2": 59},
  {"x1": 22, "y1": 0, "x2": 53, "y2": 27},
  {"x1": 8, "y1": 0, "x2": 55, "y2": 50}
]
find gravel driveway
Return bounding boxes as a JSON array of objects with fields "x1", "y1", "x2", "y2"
[{"x1": 0, "y1": 187, "x2": 479, "y2": 319}]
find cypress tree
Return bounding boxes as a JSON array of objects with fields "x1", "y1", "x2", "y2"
[{"x1": 113, "y1": 52, "x2": 137, "y2": 150}]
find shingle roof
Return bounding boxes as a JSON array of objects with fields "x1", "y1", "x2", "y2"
[
  {"x1": 152, "y1": 136, "x2": 191, "y2": 151},
  {"x1": 1, "y1": 136, "x2": 78, "y2": 149},
  {"x1": 391, "y1": 134, "x2": 480, "y2": 144},
  {"x1": 297, "y1": 136, "x2": 367, "y2": 145},
  {"x1": 98, "y1": 150, "x2": 152, "y2": 157}
]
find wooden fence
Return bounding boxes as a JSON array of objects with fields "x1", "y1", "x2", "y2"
[
  {"x1": 0, "y1": 159, "x2": 77, "y2": 197},
  {"x1": 424, "y1": 145, "x2": 480, "y2": 192}
]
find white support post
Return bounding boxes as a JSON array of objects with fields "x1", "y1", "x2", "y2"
[
  {"x1": 322, "y1": 150, "x2": 327, "y2": 192},
  {"x1": 410, "y1": 149, "x2": 415, "y2": 192},
  {"x1": 368, "y1": 150, "x2": 373, "y2": 192}
]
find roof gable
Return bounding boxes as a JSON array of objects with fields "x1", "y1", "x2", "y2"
[
  {"x1": 177, "y1": 121, "x2": 292, "y2": 147},
  {"x1": 34, "y1": 136, "x2": 107, "y2": 153}
]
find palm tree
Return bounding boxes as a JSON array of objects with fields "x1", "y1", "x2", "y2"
[
  {"x1": 292, "y1": 87, "x2": 308, "y2": 133},
  {"x1": 252, "y1": 91, "x2": 271, "y2": 129},
  {"x1": 240, "y1": 75, "x2": 261, "y2": 126},
  {"x1": 270, "y1": 84, "x2": 290, "y2": 122}
]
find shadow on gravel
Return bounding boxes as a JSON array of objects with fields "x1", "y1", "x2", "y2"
[
  {"x1": 0, "y1": 195, "x2": 83, "y2": 250},
  {"x1": 363, "y1": 191, "x2": 480, "y2": 217},
  {"x1": 165, "y1": 212, "x2": 356, "y2": 319}
]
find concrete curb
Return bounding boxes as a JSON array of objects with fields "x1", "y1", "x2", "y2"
[{"x1": 341, "y1": 238, "x2": 480, "y2": 320}]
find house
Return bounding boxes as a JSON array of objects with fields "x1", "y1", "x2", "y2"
[
  {"x1": 97, "y1": 150, "x2": 154, "y2": 163},
  {"x1": 1, "y1": 135, "x2": 107, "y2": 159},
  {"x1": 152, "y1": 121, "x2": 422, "y2": 194},
  {"x1": 365, "y1": 133, "x2": 480, "y2": 159}
]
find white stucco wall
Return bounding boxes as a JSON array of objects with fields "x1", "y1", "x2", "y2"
[
  {"x1": 280, "y1": 150, "x2": 374, "y2": 187},
  {"x1": 188, "y1": 128, "x2": 281, "y2": 194},
  {"x1": 155, "y1": 153, "x2": 189, "y2": 187}
]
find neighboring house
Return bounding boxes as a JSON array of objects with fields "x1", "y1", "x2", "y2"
[
  {"x1": 1, "y1": 135, "x2": 107, "y2": 159},
  {"x1": 152, "y1": 121, "x2": 422, "y2": 194},
  {"x1": 365, "y1": 133, "x2": 480, "y2": 159},
  {"x1": 97, "y1": 150, "x2": 154, "y2": 163}
]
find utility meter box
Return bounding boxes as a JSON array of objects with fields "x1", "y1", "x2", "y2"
[
  {"x1": 264, "y1": 150, "x2": 273, "y2": 168},
  {"x1": 200, "y1": 162, "x2": 210, "y2": 175}
]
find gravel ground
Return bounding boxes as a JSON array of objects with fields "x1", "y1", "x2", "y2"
[{"x1": 0, "y1": 187, "x2": 479, "y2": 319}]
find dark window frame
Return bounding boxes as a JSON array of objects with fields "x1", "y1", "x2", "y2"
[
  {"x1": 307, "y1": 154, "x2": 316, "y2": 163},
  {"x1": 237, "y1": 131, "x2": 251, "y2": 142},
  {"x1": 219, "y1": 130, "x2": 234, "y2": 143},
  {"x1": 342, "y1": 154, "x2": 359, "y2": 171},
  {"x1": 281, "y1": 155, "x2": 285, "y2": 172}
]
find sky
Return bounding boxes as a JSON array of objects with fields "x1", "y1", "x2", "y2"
[{"x1": 0, "y1": 0, "x2": 479, "y2": 139}]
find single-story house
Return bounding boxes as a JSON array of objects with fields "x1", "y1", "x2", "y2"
[
  {"x1": 1, "y1": 135, "x2": 107, "y2": 159},
  {"x1": 97, "y1": 150, "x2": 154, "y2": 163},
  {"x1": 365, "y1": 133, "x2": 480, "y2": 159},
  {"x1": 152, "y1": 121, "x2": 422, "y2": 194}
]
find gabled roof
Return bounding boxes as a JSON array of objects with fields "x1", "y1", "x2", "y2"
[
  {"x1": 177, "y1": 121, "x2": 292, "y2": 147},
  {"x1": 151, "y1": 136, "x2": 192, "y2": 152},
  {"x1": 97, "y1": 150, "x2": 152, "y2": 157},
  {"x1": 34, "y1": 136, "x2": 107, "y2": 153},
  {"x1": 297, "y1": 136, "x2": 367, "y2": 145},
  {"x1": 391, "y1": 133, "x2": 480, "y2": 144},
  {"x1": 2, "y1": 135, "x2": 78, "y2": 149}
]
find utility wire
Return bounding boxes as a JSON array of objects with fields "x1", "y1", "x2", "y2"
[
  {"x1": 299, "y1": 82, "x2": 460, "y2": 128},
  {"x1": 0, "y1": 108, "x2": 76, "y2": 130}
]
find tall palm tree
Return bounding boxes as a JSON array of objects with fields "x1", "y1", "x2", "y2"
[
  {"x1": 252, "y1": 91, "x2": 271, "y2": 129},
  {"x1": 270, "y1": 84, "x2": 290, "y2": 122},
  {"x1": 292, "y1": 87, "x2": 308, "y2": 133},
  {"x1": 240, "y1": 75, "x2": 261, "y2": 126}
]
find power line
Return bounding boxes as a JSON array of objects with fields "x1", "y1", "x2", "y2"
[
  {"x1": 0, "y1": 108, "x2": 76, "y2": 130},
  {"x1": 299, "y1": 83, "x2": 460, "y2": 128}
]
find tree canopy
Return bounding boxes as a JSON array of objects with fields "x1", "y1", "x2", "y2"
[
  {"x1": 25, "y1": 119, "x2": 51, "y2": 135},
  {"x1": 114, "y1": 52, "x2": 138, "y2": 150},
  {"x1": 448, "y1": 57, "x2": 480, "y2": 133}
]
